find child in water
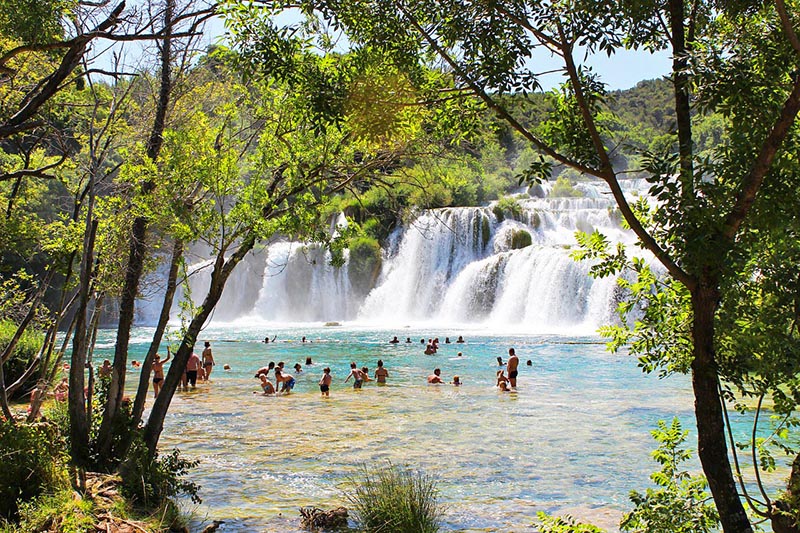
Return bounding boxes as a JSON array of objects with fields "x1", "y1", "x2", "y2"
[
  {"x1": 319, "y1": 367, "x2": 332, "y2": 397},
  {"x1": 255, "y1": 374, "x2": 275, "y2": 395},
  {"x1": 451, "y1": 376, "x2": 462, "y2": 386}
]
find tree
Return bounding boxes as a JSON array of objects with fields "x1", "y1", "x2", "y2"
[{"x1": 268, "y1": 0, "x2": 800, "y2": 530}]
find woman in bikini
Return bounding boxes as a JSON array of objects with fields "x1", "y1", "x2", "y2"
[{"x1": 152, "y1": 347, "x2": 171, "y2": 398}]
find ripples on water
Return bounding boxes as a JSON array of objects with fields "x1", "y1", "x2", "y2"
[{"x1": 100, "y1": 326, "x2": 696, "y2": 532}]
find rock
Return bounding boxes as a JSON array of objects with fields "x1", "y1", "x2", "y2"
[
  {"x1": 299, "y1": 506, "x2": 348, "y2": 529},
  {"x1": 200, "y1": 520, "x2": 224, "y2": 533}
]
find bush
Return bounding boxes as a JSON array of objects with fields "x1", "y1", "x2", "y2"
[
  {"x1": 348, "y1": 237, "x2": 382, "y2": 295},
  {"x1": 345, "y1": 463, "x2": 443, "y2": 533},
  {"x1": 620, "y1": 418, "x2": 719, "y2": 533},
  {"x1": 0, "y1": 320, "x2": 46, "y2": 400},
  {"x1": 0, "y1": 420, "x2": 70, "y2": 520},
  {"x1": 550, "y1": 175, "x2": 584, "y2": 198},
  {"x1": 119, "y1": 435, "x2": 201, "y2": 508},
  {"x1": 492, "y1": 195, "x2": 524, "y2": 222},
  {"x1": 509, "y1": 229, "x2": 532, "y2": 249},
  {"x1": 11, "y1": 489, "x2": 96, "y2": 533}
]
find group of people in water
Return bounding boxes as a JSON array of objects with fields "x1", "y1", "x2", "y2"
[
  {"x1": 123, "y1": 333, "x2": 524, "y2": 400},
  {"x1": 246, "y1": 334, "x2": 523, "y2": 396}
]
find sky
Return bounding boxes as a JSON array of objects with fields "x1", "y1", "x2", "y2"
[{"x1": 104, "y1": 8, "x2": 672, "y2": 93}]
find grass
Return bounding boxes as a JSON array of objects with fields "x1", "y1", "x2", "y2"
[{"x1": 345, "y1": 463, "x2": 443, "y2": 533}]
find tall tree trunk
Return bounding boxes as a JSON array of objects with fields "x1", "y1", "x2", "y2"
[
  {"x1": 120, "y1": 238, "x2": 183, "y2": 458},
  {"x1": 97, "y1": 0, "x2": 174, "y2": 464},
  {"x1": 142, "y1": 234, "x2": 255, "y2": 457},
  {"x1": 69, "y1": 214, "x2": 98, "y2": 469},
  {"x1": 692, "y1": 284, "x2": 753, "y2": 533}
]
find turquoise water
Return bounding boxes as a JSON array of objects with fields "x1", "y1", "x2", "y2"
[{"x1": 98, "y1": 325, "x2": 697, "y2": 532}]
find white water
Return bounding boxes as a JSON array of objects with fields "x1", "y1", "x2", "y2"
[{"x1": 161, "y1": 179, "x2": 644, "y2": 331}]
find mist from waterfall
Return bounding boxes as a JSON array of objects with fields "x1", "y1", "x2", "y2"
[{"x1": 166, "y1": 179, "x2": 646, "y2": 332}]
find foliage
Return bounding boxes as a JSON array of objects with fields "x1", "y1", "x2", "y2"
[
  {"x1": 509, "y1": 229, "x2": 532, "y2": 249},
  {"x1": 7, "y1": 489, "x2": 96, "y2": 533},
  {"x1": 621, "y1": 419, "x2": 719, "y2": 533},
  {"x1": 536, "y1": 512, "x2": 606, "y2": 533},
  {"x1": 120, "y1": 436, "x2": 201, "y2": 508},
  {"x1": 0, "y1": 420, "x2": 70, "y2": 521},
  {"x1": 347, "y1": 236, "x2": 382, "y2": 293},
  {"x1": 492, "y1": 195, "x2": 524, "y2": 222},
  {"x1": 0, "y1": 320, "x2": 45, "y2": 399},
  {"x1": 345, "y1": 463, "x2": 443, "y2": 533},
  {"x1": 550, "y1": 176, "x2": 584, "y2": 198}
]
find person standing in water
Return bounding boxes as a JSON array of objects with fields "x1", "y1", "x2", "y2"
[
  {"x1": 374, "y1": 360, "x2": 389, "y2": 385},
  {"x1": 344, "y1": 362, "x2": 364, "y2": 389},
  {"x1": 152, "y1": 347, "x2": 171, "y2": 398},
  {"x1": 507, "y1": 347, "x2": 519, "y2": 389},
  {"x1": 202, "y1": 341, "x2": 215, "y2": 381},
  {"x1": 319, "y1": 367, "x2": 332, "y2": 397}
]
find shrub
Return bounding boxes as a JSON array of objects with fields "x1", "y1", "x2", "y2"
[
  {"x1": 12, "y1": 489, "x2": 95, "y2": 533},
  {"x1": 536, "y1": 513, "x2": 606, "y2": 533},
  {"x1": 509, "y1": 229, "x2": 532, "y2": 249},
  {"x1": 119, "y1": 435, "x2": 201, "y2": 508},
  {"x1": 345, "y1": 463, "x2": 442, "y2": 533},
  {"x1": 493, "y1": 195, "x2": 524, "y2": 222},
  {"x1": 550, "y1": 175, "x2": 584, "y2": 198},
  {"x1": 620, "y1": 418, "x2": 719, "y2": 533},
  {"x1": 0, "y1": 420, "x2": 70, "y2": 521},
  {"x1": 0, "y1": 320, "x2": 46, "y2": 400},
  {"x1": 348, "y1": 236, "x2": 382, "y2": 295}
]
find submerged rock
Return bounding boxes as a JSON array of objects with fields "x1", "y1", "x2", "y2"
[{"x1": 299, "y1": 506, "x2": 348, "y2": 530}]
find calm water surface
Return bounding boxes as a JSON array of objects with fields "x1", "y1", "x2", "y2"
[{"x1": 98, "y1": 325, "x2": 697, "y2": 532}]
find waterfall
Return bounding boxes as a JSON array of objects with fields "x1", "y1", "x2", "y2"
[{"x1": 156, "y1": 179, "x2": 645, "y2": 331}]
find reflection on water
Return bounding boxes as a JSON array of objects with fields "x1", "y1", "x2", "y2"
[{"x1": 101, "y1": 326, "x2": 696, "y2": 532}]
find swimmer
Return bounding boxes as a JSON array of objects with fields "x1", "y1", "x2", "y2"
[
  {"x1": 457, "y1": 352, "x2": 463, "y2": 357},
  {"x1": 361, "y1": 367, "x2": 372, "y2": 383},
  {"x1": 223, "y1": 364, "x2": 231, "y2": 371},
  {"x1": 294, "y1": 363, "x2": 303, "y2": 373},
  {"x1": 527, "y1": 359, "x2": 532, "y2": 366},
  {"x1": 152, "y1": 347, "x2": 171, "y2": 398},
  {"x1": 344, "y1": 362, "x2": 364, "y2": 389},
  {"x1": 451, "y1": 376, "x2": 461, "y2": 386},
  {"x1": 319, "y1": 367, "x2": 332, "y2": 397},
  {"x1": 274, "y1": 368, "x2": 295, "y2": 394},
  {"x1": 98, "y1": 359, "x2": 112, "y2": 378},
  {"x1": 306, "y1": 357, "x2": 313, "y2": 366},
  {"x1": 375, "y1": 360, "x2": 388, "y2": 384},
  {"x1": 406, "y1": 337, "x2": 412, "y2": 343},
  {"x1": 507, "y1": 347, "x2": 519, "y2": 388},
  {"x1": 390, "y1": 336, "x2": 400, "y2": 344},
  {"x1": 255, "y1": 374, "x2": 275, "y2": 395},
  {"x1": 496, "y1": 369, "x2": 509, "y2": 390},
  {"x1": 201, "y1": 341, "x2": 215, "y2": 381},
  {"x1": 456, "y1": 335, "x2": 465, "y2": 343},
  {"x1": 427, "y1": 368, "x2": 444, "y2": 384}
]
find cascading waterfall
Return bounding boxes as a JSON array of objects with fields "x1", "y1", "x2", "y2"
[{"x1": 160, "y1": 179, "x2": 646, "y2": 331}]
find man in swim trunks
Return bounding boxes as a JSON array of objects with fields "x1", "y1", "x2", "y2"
[
  {"x1": 185, "y1": 350, "x2": 202, "y2": 389},
  {"x1": 152, "y1": 347, "x2": 171, "y2": 398},
  {"x1": 274, "y1": 368, "x2": 295, "y2": 394},
  {"x1": 201, "y1": 341, "x2": 215, "y2": 381},
  {"x1": 344, "y1": 362, "x2": 364, "y2": 389},
  {"x1": 507, "y1": 347, "x2": 519, "y2": 389},
  {"x1": 427, "y1": 368, "x2": 444, "y2": 384},
  {"x1": 319, "y1": 367, "x2": 332, "y2": 396}
]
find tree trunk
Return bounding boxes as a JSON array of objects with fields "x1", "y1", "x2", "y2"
[
  {"x1": 142, "y1": 234, "x2": 255, "y2": 456},
  {"x1": 123, "y1": 238, "x2": 183, "y2": 455},
  {"x1": 691, "y1": 284, "x2": 753, "y2": 533},
  {"x1": 0, "y1": 356, "x2": 13, "y2": 421},
  {"x1": 97, "y1": 0, "x2": 174, "y2": 464},
  {"x1": 69, "y1": 216, "x2": 98, "y2": 469}
]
